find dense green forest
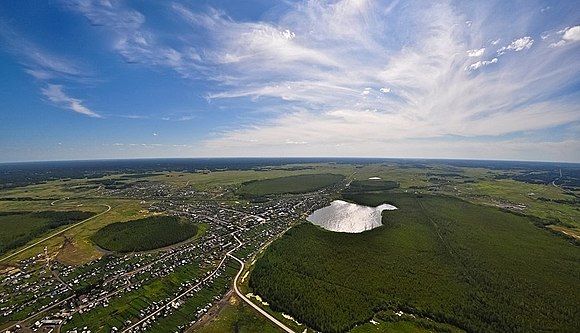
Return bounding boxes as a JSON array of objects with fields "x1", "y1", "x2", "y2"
[
  {"x1": 0, "y1": 211, "x2": 94, "y2": 255},
  {"x1": 92, "y1": 216, "x2": 198, "y2": 252},
  {"x1": 237, "y1": 174, "x2": 344, "y2": 198},
  {"x1": 250, "y1": 193, "x2": 580, "y2": 333},
  {"x1": 343, "y1": 179, "x2": 399, "y2": 193}
]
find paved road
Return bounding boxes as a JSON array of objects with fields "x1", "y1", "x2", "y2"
[
  {"x1": 0, "y1": 204, "x2": 111, "y2": 263},
  {"x1": 122, "y1": 232, "x2": 243, "y2": 332},
  {"x1": 229, "y1": 235, "x2": 295, "y2": 333}
]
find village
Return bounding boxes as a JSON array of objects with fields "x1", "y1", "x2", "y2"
[{"x1": 1, "y1": 180, "x2": 330, "y2": 333}]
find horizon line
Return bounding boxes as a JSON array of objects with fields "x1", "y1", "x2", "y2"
[{"x1": 1, "y1": 156, "x2": 579, "y2": 166}]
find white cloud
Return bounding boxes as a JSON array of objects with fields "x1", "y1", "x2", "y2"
[
  {"x1": 190, "y1": 0, "x2": 580, "y2": 160},
  {"x1": 25, "y1": 69, "x2": 53, "y2": 80},
  {"x1": 285, "y1": 139, "x2": 308, "y2": 145},
  {"x1": 562, "y1": 26, "x2": 580, "y2": 41},
  {"x1": 550, "y1": 25, "x2": 580, "y2": 47},
  {"x1": 467, "y1": 57, "x2": 498, "y2": 71},
  {"x1": 64, "y1": 0, "x2": 202, "y2": 78},
  {"x1": 41, "y1": 84, "x2": 101, "y2": 118},
  {"x1": 467, "y1": 48, "x2": 485, "y2": 57},
  {"x1": 59, "y1": 0, "x2": 580, "y2": 161},
  {"x1": 497, "y1": 36, "x2": 533, "y2": 55}
]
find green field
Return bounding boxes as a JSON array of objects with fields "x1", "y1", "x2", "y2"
[
  {"x1": 196, "y1": 295, "x2": 283, "y2": 333},
  {"x1": 0, "y1": 211, "x2": 94, "y2": 256},
  {"x1": 250, "y1": 193, "x2": 580, "y2": 333},
  {"x1": 92, "y1": 216, "x2": 198, "y2": 252},
  {"x1": 237, "y1": 173, "x2": 344, "y2": 198}
]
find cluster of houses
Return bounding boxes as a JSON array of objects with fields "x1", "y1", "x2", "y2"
[{"x1": 3, "y1": 179, "x2": 333, "y2": 332}]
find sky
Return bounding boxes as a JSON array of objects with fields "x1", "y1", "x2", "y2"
[{"x1": 1, "y1": 0, "x2": 579, "y2": 163}]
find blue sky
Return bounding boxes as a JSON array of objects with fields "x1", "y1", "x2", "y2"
[{"x1": 1, "y1": 0, "x2": 579, "y2": 162}]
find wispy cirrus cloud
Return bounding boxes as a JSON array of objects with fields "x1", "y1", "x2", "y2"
[
  {"x1": 60, "y1": 0, "x2": 580, "y2": 161},
  {"x1": 41, "y1": 84, "x2": 100, "y2": 118},
  {"x1": 0, "y1": 22, "x2": 101, "y2": 118},
  {"x1": 0, "y1": 24, "x2": 86, "y2": 81},
  {"x1": 62, "y1": 0, "x2": 204, "y2": 78},
  {"x1": 171, "y1": 0, "x2": 579, "y2": 154}
]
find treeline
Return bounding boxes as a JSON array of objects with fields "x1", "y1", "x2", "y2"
[
  {"x1": 250, "y1": 194, "x2": 580, "y2": 333},
  {"x1": 0, "y1": 211, "x2": 94, "y2": 255},
  {"x1": 495, "y1": 170, "x2": 580, "y2": 188},
  {"x1": 92, "y1": 216, "x2": 198, "y2": 252}
]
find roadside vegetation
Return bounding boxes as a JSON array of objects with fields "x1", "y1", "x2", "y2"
[
  {"x1": 250, "y1": 193, "x2": 580, "y2": 333},
  {"x1": 92, "y1": 216, "x2": 198, "y2": 252},
  {"x1": 0, "y1": 211, "x2": 94, "y2": 256},
  {"x1": 195, "y1": 295, "x2": 283, "y2": 333}
]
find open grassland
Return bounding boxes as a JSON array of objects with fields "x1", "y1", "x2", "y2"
[
  {"x1": 0, "y1": 175, "x2": 160, "y2": 264},
  {"x1": 0, "y1": 211, "x2": 94, "y2": 256},
  {"x1": 465, "y1": 179, "x2": 579, "y2": 227},
  {"x1": 92, "y1": 216, "x2": 198, "y2": 252},
  {"x1": 237, "y1": 174, "x2": 344, "y2": 198},
  {"x1": 0, "y1": 197, "x2": 148, "y2": 265},
  {"x1": 250, "y1": 193, "x2": 580, "y2": 333},
  {"x1": 145, "y1": 164, "x2": 353, "y2": 189}
]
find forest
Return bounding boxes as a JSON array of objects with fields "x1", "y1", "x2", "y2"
[
  {"x1": 343, "y1": 179, "x2": 399, "y2": 193},
  {"x1": 92, "y1": 216, "x2": 198, "y2": 252},
  {"x1": 250, "y1": 193, "x2": 580, "y2": 333},
  {"x1": 236, "y1": 173, "x2": 344, "y2": 199}
]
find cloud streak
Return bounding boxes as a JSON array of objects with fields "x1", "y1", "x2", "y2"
[
  {"x1": 60, "y1": 0, "x2": 580, "y2": 161},
  {"x1": 176, "y1": 0, "x2": 579, "y2": 155},
  {"x1": 41, "y1": 84, "x2": 101, "y2": 118},
  {"x1": 0, "y1": 21, "x2": 101, "y2": 118}
]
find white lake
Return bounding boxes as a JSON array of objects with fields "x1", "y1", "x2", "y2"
[{"x1": 307, "y1": 200, "x2": 397, "y2": 233}]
